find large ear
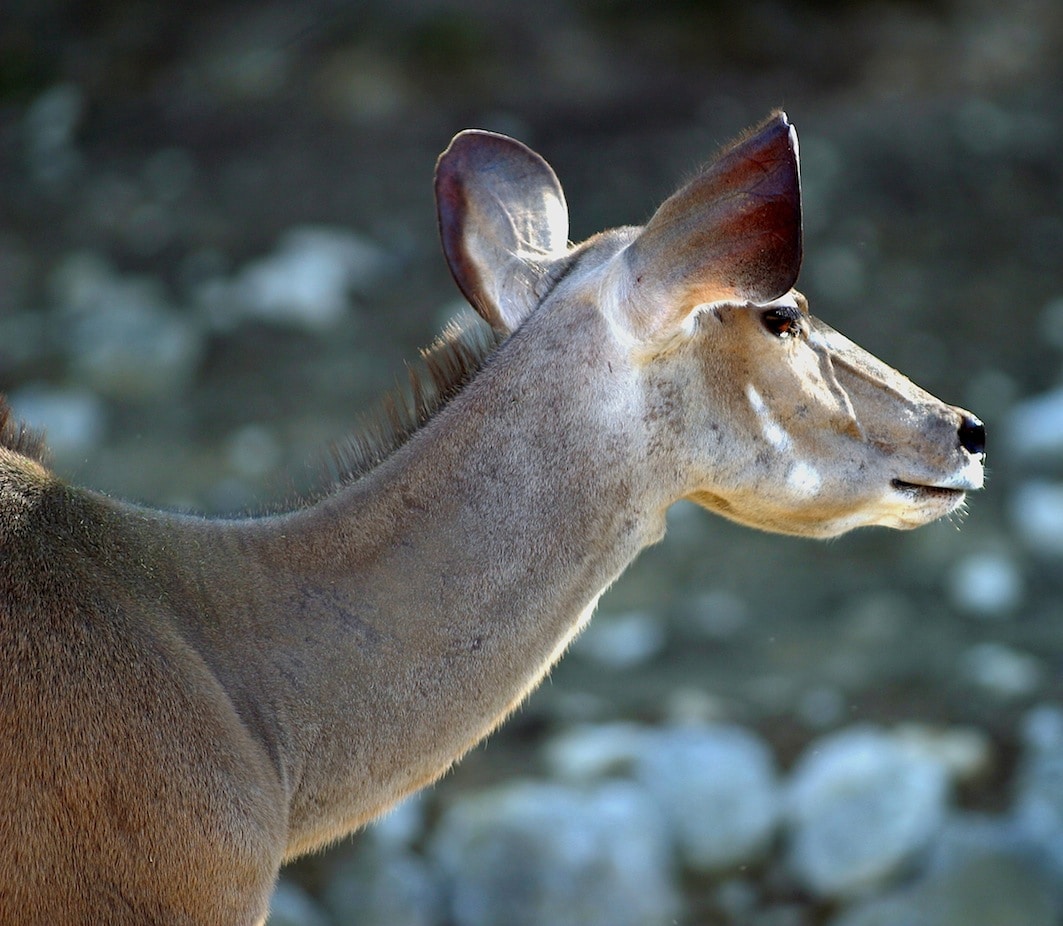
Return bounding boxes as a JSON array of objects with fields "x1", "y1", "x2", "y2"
[
  {"x1": 622, "y1": 111, "x2": 802, "y2": 336},
  {"x1": 435, "y1": 130, "x2": 570, "y2": 335}
]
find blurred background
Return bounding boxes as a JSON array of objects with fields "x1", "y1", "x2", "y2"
[{"x1": 2, "y1": 0, "x2": 1063, "y2": 923}]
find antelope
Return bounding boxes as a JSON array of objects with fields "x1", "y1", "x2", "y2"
[{"x1": 0, "y1": 112, "x2": 985, "y2": 924}]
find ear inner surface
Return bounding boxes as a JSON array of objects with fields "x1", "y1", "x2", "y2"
[
  {"x1": 623, "y1": 111, "x2": 802, "y2": 333},
  {"x1": 435, "y1": 130, "x2": 569, "y2": 334}
]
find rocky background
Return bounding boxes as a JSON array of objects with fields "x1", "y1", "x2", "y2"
[{"x1": 2, "y1": 0, "x2": 1063, "y2": 923}]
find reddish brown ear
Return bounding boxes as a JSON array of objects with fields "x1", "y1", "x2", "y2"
[
  {"x1": 435, "y1": 130, "x2": 569, "y2": 334},
  {"x1": 623, "y1": 111, "x2": 802, "y2": 333}
]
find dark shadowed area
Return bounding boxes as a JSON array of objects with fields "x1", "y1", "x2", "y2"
[{"x1": 2, "y1": 1, "x2": 1063, "y2": 923}]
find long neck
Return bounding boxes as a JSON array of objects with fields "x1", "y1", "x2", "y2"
[{"x1": 181, "y1": 306, "x2": 665, "y2": 855}]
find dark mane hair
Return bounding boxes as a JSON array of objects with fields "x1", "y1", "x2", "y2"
[
  {"x1": 326, "y1": 313, "x2": 503, "y2": 486},
  {"x1": 0, "y1": 398, "x2": 49, "y2": 465}
]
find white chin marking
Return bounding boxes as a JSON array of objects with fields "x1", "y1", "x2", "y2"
[{"x1": 940, "y1": 454, "x2": 985, "y2": 491}]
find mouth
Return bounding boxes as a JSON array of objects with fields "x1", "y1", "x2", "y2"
[
  {"x1": 891, "y1": 452, "x2": 984, "y2": 501},
  {"x1": 891, "y1": 478, "x2": 967, "y2": 498},
  {"x1": 890, "y1": 479, "x2": 967, "y2": 502},
  {"x1": 884, "y1": 477, "x2": 973, "y2": 529}
]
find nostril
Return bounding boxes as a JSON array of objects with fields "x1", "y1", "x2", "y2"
[{"x1": 958, "y1": 414, "x2": 986, "y2": 456}]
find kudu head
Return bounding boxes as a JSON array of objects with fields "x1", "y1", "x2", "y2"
[{"x1": 435, "y1": 112, "x2": 985, "y2": 539}]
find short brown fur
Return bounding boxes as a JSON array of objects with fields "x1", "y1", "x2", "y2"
[{"x1": 0, "y1": 114, "x2": 983, "y2": 924}]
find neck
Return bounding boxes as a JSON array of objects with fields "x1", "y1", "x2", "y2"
[{"x1": 168, "y1": 307, "x2": 666, "y2": 855}]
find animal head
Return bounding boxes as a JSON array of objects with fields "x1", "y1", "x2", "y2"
[{"x1": 434, "y1": 113, "x2": 984, "y2": 538}]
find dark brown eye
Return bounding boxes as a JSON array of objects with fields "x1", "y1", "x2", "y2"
[{"x1": 761, "y1": 307, "x2": 802, "y2": 339}]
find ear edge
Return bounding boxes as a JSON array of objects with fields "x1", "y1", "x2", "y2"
[
  {"x1": 434, "y1": 130, "x2": 570, "y2": 334},
  {"x1": 435, "y1": 132, "x2": 506, "y2": 328},
  {"x1": 434, "y1": 156, "x2": 494, "y2": 323}
]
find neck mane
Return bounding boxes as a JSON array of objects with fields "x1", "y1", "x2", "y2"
[
  {"x1": 0, "y1": 400, "x2": 47, "y2": 465},
  {"x1": 326, "y1": 315, "x2": 504, "y2": 488}
]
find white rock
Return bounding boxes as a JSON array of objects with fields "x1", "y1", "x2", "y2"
[
  {"x1": 684, "y1": 589, "x2": 750, "y2": 640},
  {"x1": 662, "y1": 687, "x2": 730, "y2": 726},
  {"x1": 24, "y1": 83, "x2": 84, "y2": 185},
  {"x1": 1011, "y1": 481, "x2": 1063, "y2": 555},
  {"x1": 712, "y1": 878, "x2": 760, "y2": 921},
  {"x1": 947, "y1": 551, "x2": 1023, "y2": 617},
  {"x1": 430, "y1": 780, "x2": 679, "y2": 926},
  {"x1": 266, "y1": 879, "x2": 330, "y2": 926},
  {"x1": 572, "y1": 610, "x2": 665, "y2": 669},
  {"x1": 785, "y1": 726, "x2": 950, "y2": 899},
  {"x1": 961, "y1": 643, "x2": 1042, "y2": 699},
  {"x1": 1013, "y1": 705, "x2": 1063, "y2": 874},
  {"x1": 1006, "y1": 386, "x2": 1063, "y2": 460},
  {"x1": 225, "y1": 424, "x2": 283, "y2": 480},
  {"x1": 634, "y1": 724, "x2": 780, "y2": 873},
  {"x1": 1022, "y1": 702, "x2": 1063, "y2": 751},
  {"x1": 231, "y1": 226, "x2": 389, "y2": 331},
  {"x1": 543, "y1": 723, "x2": 647, "y2": 782},
  {"x1": 50, "y1": 252, "x2": 203, "y2": 399},
  {"x1": 366, "y1": 794, "x2": 427, "y2": 851},
  {"x1": 832, "y1": 814, "x2": 1060, "y2": 926},
  {"x1": 322, "y1": 842, "x2": 440, "y2": 926},
  {"x1": 894, "y1": 724, "x2": 994, "y2": 785},
  {"x1": 7, "y1": 385, "x2": 107, "y2": 463}
]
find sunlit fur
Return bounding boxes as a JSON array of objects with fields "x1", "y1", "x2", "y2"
[{"x1": 0, "y1": 114, "x2": 982, "y2": 924}]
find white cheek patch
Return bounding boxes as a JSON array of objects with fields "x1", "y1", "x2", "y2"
[
  {"x1": 746, "y1": 385, "x2": 793, "y2": 452},
  {"x1": 787, "y1": 461, "x2": 823, "y2": 497}
]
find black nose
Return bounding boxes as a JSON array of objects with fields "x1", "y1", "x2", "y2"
[{"x1": 958, "y1": 414, "x2": 986, "y2": 456}]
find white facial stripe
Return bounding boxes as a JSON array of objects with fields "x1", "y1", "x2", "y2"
[
  {"x1": 807, "y1": 330, "x2": 849, "y2": 356},
  {"x1": 746, "y1": 384, "x2": 793, "y2": 452}
]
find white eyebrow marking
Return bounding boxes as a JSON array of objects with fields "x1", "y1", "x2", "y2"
[
  {"x1": 754, "y1": 292, "x2": 800, "y2": 310},
  {"x1": 746, "y1": 384, "x2": 792, "y2": 452}
]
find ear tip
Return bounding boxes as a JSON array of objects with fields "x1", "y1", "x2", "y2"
[
  {"x1": 436, "y1": 129, "x2": 535, "y2": 177},
  {"x1": 439, "y1": 128, "x2": 504, "y2": 156},
  {"x1": 767, "y1": 109, "x2": 792, "y2": 129},
  {"x1": 730, "y1": 114, "x2": 803, "y2": 302},
  {"x1": 752, "y1": 110, "x2": 800, "y2": 162}
]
